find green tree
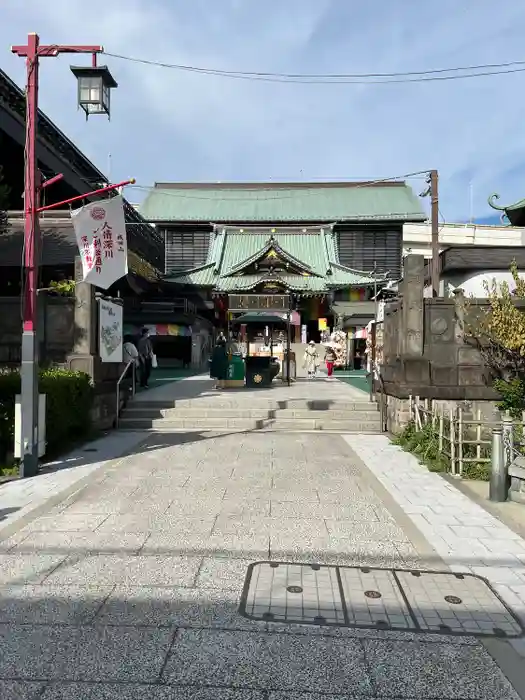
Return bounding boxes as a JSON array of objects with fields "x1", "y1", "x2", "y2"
[{"x1": 463, "y1": 261, "x2": 525, "y2": 416}]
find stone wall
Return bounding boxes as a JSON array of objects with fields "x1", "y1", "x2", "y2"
[
  {"x1": 381, "y1": 254, "x2": 498, "y2": 401},
  {"x1": 0, "y1": 295, "x2": 75, "y2": 366}
]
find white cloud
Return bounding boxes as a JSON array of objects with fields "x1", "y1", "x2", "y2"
[{"x1": 2, "y1": 0, "x2": 525, "y2": 220}]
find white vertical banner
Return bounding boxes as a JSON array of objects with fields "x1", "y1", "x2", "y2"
[
  {"x1": 71, "y1": 194, "x2": 128, "y2": 289},
  {"x1": 98, "y1": 299, "x2": 123, "y2": 363}
]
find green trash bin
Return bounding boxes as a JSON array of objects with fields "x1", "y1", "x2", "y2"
[{"x1": 227, "y1": 354, "x2": 245, "y2": 384}]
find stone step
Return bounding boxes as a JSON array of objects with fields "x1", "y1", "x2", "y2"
[
  {"x1": 118, "y1": 417, "x2": 381, "y2": 432},
  {"x1": 123, "y1": 407, "x2": 378, "y2": 421},
  {"x1": 131, "y1": 399, "x2": 375, "y2": 412}
]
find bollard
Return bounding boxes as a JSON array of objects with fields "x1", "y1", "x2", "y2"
[{"x1": 489, "y1": 425, "x2": 507, "y2": 502}]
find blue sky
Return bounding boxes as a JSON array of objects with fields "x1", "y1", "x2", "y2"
[{"x1": 2, "y1": 0, "x2": 525, "y2": 223}]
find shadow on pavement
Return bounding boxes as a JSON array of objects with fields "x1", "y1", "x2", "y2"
[
  {"x1": 0, "y1": 548, "x2": 523, "y2": 699},
  {"x1": 0, "y1": 508, "x2": 18, "y2": 523}
]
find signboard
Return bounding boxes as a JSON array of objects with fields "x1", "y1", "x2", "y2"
[
  {"x1": 228, "y1": 294, "x2": 290, "y2": 311},
  {"x1": 71, "y1": 194, "x2": 128, "y2": 289},
  {"x1": 318, "y1": 317, "x2": 327, "y2": 331},
  {"x1": 98, "y1": 299, "x2": 123, "y2": 362}
]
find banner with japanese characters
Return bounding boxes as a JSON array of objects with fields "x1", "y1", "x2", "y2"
[
  {"x1": 98, "y1": 298, "x2": 123, "y2": 363},
  {"x1": 71, "y1": 194, "x2": 128, "y2": 289}
]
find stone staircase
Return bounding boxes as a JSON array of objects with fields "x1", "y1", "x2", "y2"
[{"x1": 118, "y1": 397, "x2": 381, "y2": 433}]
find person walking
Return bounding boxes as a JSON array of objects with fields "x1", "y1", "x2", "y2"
[
  {"x1": 123, "y1": 335, "x2": 139, "y2": 385},
  {"x1": 137, "y1": 327, "x2": 154, "y2": 388},
  {"x1": 210, "y1": 335, "x2": 228, "y2": 389},
  {"x1": 324, "y1": 345, "x2": 336, "y2": 378},
  {"x1": 302, "y1": 340, "x2": 319, "y2": 380}
]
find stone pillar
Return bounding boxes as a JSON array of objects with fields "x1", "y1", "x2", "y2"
[
  {"x1": 72, "y1": 256, "x2": 97, "y2": 356},
  {"x1": 401, "y1": 254, "x2": 425, "y2": 356}
]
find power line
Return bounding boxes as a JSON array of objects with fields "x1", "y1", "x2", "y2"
[
  {"x1": 101, "y1": 51, "x2": 525, "y2": 84},
  {"x1": 127, "y1": 171, "x2": 433, "y2": 202}
]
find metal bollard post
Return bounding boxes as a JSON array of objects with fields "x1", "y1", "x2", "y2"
[{"x1": 489, "y1": 425, "x2": 507, "y2": 502}]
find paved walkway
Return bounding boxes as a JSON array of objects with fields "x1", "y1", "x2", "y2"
[
  {"x1": 0, "y1": 424, "x2": 524, "y2": 698},
  {"x1": 345, "y1": 434, "x2": 525, "y2": 661},
  {"x1": 132, "y1": 370, "x2": 369, "y2": 405}
]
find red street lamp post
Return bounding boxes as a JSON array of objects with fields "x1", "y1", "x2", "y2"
[{"x1": 11, "y1": 33, "x2": 118, "y2": 477}]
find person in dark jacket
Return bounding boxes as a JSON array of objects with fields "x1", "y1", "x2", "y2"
[
  {"x1": 137, "y1": 327, "x2": 154, "y2": 388},
  {"x1": 210, "y1": 336, "x2": 228, "y2": 389}
]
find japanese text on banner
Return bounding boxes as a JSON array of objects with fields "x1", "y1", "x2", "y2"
[{"x1": 71, "y1": 194, "x2": 128, "y2": 289}]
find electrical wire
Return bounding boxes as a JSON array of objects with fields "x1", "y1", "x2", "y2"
[
  {"x1": 127, "y1": 170, "x2": 432, "y2": 202},
  {"x1": 101, "y1": 50, "x2": 525, "y2": 84}
]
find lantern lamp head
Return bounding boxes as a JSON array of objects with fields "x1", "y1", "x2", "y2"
[{"x1": 70, "y1": 65, "x2": 118, "y2": 120}]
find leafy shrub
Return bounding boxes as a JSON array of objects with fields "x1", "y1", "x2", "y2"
[
  {"x1": 393, "y1": 421, "x2": 448, "y2": 472},
  {"x1": 494, "y1": 377, "x2": 525, "y2": 419},
  {"x1": 0, "y1": 368, "x2": 93, "y2": 464}
]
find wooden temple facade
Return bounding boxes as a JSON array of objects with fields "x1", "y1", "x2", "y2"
[{"x1": 141, "y1": 181, "x2": 428, "y2": 343}]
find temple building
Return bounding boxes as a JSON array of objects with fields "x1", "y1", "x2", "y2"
[{"x1": 141, "y1": 181, "x2": 427, "y2": 343}]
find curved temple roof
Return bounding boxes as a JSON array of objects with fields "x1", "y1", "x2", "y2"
[{"x1": 165, "y1": 225, "x2": 383, "y2": 294}]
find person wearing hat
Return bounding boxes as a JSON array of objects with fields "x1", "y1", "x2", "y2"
[{"x1": 303, "y1": 340, "x2": 319, "y2": 379}]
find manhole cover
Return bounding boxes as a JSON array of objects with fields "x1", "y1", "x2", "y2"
[
  {"x1": 239, "y1": 562, "x2": 524, "y2": 638},
  {"x1": 444, "y1": 595, "x2": 462, "y2": 605},
  {"x1": 364, "y1": 590, "x2": 382, "y2": 599}
]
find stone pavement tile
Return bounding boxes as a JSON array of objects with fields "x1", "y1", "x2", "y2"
[
  {"x1": 269, "y1": 536, "x2": 418, "y2": 568},
  {"x1": 0, "y1": 553, "x2": 67, "y2": 585},
  {"x1": 141, "y1": 533, "x2": 219, "y2": 556},
  {"x1": 0, "y1": 624, "x2": 173, "y2": 683},
  {"x1": 212, "y1": 517, "x2": 273, "y2": 537},
  {"x1": 97, "y1": 514, "x2": 215, "y2": 535},
  {"x1": 267, "y1": 489, "x2": 321, "y2": 504},
  {"x1": 218, "y1": 499, "x2": 271, "y2": 518},
  {"x1": 0, "y1": 680, "x2": 45, "y2": 700},
  {"x1": 8, "y1": 531, "x2": 150, "y2": 555},
  {"x1": 18, "y1": 513, "x2": 110, "y2": 533},
  {"x1": 94, "y1": 585, "x2": 265, "y2": 631},
  {"x1": 269, "y1": 500, "x2": 386, "y2": 522},
  {"x1": 222, "y1": 486, "x2": 273, "y2": 502},
  {"x1": 162, "y1": 629, "x2": 372, "y2": 695},
  {"x1": 206, "y1": 533, "x2": 270, "y2": 559},
  {"x1": 268, "y1": 695, "x2": 355, "y2": 700},
  {"x1": 44, "y1": 554, "x2": 201, "y2": 587},
  {"x1": 195, "y1": 557, "x2": 255, "y2": 591},
  {"x1": 363, "y1": 638, "x2": 521, "y2": 699},
  {"x1": 41, "y1": 685, "x2": 264, "y2": 699},
  {"x1": 0, "y1": 584, "x2": 112, "y2": 624},
  {"x1": 316, "y1": 487, "x2": 379, "y2": 504},
  {"x1": 324, "y1": 518, "x2": 410, "y2": 543},
  {"x1": 164, "y1": 498, "x2": 226, "y2": 518}
]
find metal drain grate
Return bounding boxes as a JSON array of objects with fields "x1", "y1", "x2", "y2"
[{"x1": 239, "y1": 562, "x2": 524, "y2": 638}]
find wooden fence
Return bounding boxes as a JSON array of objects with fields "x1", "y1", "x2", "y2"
[{"x1": 407, "y1": 396, "x2": 524, "y2": 477}]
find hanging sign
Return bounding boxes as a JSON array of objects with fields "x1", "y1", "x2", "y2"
[
  {"x1": 71, "y1": 194, "x2": 128, "y2": 289},
  {"x1": 98, "y1": 299, "x2": 123, "y2": 362},
  {"x1": 318, "y1": 317, "x2": 327, "y2": 331}
]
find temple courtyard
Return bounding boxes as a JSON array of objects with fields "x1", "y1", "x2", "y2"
[{"x1": 0, "y1": 375, "x2": 524, "y2": 698}]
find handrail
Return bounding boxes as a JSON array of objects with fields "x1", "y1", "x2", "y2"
[{"x1": 115, "y1": 360, "x2": 136, "y2": 428}]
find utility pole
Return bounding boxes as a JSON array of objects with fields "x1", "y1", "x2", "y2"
[
  {"x1": 11, "y1": 33, "x2": 118, "y2": 477},
  {"x1": 430, "y1": 169, "x2": 440, "y2": 297}
]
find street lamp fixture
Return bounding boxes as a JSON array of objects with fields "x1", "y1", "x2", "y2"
[
  {"x1": 70, "y1": 65, "x2": 118, "y2": 119},
  {"x1": 10, "y1": 33, "x2": 123, "y2": 479}
]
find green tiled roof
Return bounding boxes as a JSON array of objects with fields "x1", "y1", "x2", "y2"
[
  {"x1": 165, "y1": 225, "x2": 377, "y2": 293},
  {"x1": 142, "y1": 182, "x2": 426, "y2": 223}
]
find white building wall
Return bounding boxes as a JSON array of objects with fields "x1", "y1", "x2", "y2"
[
  {"x1": 403, "y1": 222, "x2": 525, "y2": 258},
  {"x1": 440, "y1": 270, "x2": 522, "y2": 298}
]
